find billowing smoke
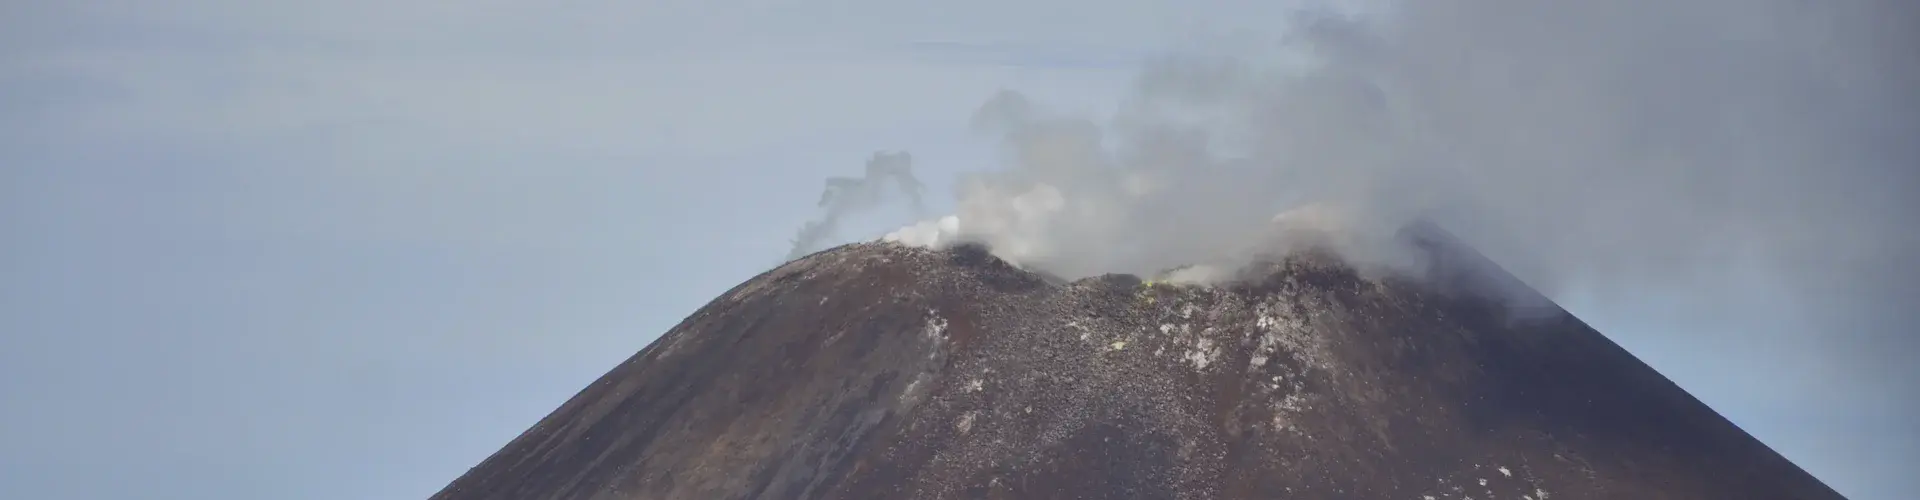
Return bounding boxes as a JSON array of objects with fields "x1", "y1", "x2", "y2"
[
  {"x1": 787, "y1": 151, "x2": 928, "y2": 260},
  {"x1": 857, "y1": 1, "x2": 1916, "y2": 305},
  {"x1": 826, "y1": 2, "x2": 1917, "y2": 477},
  {"x1": 884, "y1": 83, "x2": 1434, "y2": 280}
]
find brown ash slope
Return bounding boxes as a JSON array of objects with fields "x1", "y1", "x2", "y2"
[{"x1": 431, "y1": 224, "x2": 1845, "y2": 500}]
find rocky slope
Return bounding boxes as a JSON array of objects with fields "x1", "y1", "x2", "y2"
[{"x1": 430, "y1": 223, "x2": 1845, "y2": 500}]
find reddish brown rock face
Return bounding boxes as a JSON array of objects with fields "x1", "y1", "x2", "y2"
[{"x1": 431, "y1": 225, "x2": 1844, "y2": 500}]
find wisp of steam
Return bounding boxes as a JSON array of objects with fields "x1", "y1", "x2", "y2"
[{"x1": 787, "y1": 151, "x2": 928, "y2": 261}]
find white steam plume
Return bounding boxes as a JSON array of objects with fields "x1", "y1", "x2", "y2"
[
  {"x1": 820, "y1": 3, "x2": 1918, "y2": 474},
  {"x1": 858, "y1": 1, "x2": 1916, "y2": 305}
]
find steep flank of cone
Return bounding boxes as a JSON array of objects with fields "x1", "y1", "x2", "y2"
[{"x1": 431, "y1": 227, "x2": 1845, "y2": 500}]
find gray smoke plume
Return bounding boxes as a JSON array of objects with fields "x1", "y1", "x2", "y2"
[
  {"x1": 851, "y1": 3, "x2": 1917, "y2": 494},
  {"x1": 874, "y1": 1, "x2": 1917, "y2": 307},
  {"x1": 787, "y1": 151, "x2": 927, "y2": 260}
]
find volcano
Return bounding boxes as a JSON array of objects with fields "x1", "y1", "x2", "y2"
[{"x1": 429, "y1": 221, "x2": 1845, "y2": 500}]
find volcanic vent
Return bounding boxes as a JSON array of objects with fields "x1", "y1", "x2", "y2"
[{"x1": 430, "y1": 222, "x2": 1844, "y2": 500}]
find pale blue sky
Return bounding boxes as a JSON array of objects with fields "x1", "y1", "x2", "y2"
[{"x1": 2, "y1": 2, "x2": 1913, "y2": 500}]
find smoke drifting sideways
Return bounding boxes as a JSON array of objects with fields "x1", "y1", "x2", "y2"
[
  {"x1": 812, "y1": 1, "x2": 1920, "y2": 287},
  {"x1": 865, "y1": 1, "x2": 1920, "y2": 290},
  {"x1": 787, "y1": 151, "x2": 928, "y2": 261},
  {"x1": 793, "y1": 0, "x2": 1920, "y2": 443}
]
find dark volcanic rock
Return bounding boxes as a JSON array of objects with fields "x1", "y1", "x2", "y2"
[{"x1": 431, "y1": 224, "x2": 1846, "y2": 500}]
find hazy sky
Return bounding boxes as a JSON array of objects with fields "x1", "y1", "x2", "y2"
[{"x1": 2, "y1": 2, "x2": 1914, "y2": 499}]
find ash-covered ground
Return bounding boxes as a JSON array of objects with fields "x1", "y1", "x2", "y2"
[{"x1": 432, "y1": 224, "x2": 1844, "y2": 500}]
